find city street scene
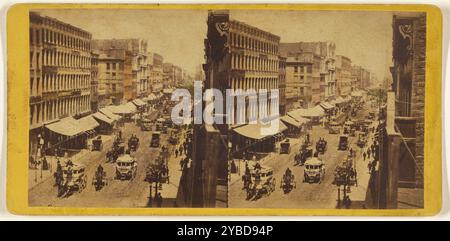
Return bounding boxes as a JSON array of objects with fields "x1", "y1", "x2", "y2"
[
  {"x1": 28, "y1": 9, "x2": 222, "y2": 208},
  {"x1": 221, "y1": 10, "x2": 426, "y2": 209},
  {"x1": 28, "y1": 8, "x2": 426, "y2": 209}
]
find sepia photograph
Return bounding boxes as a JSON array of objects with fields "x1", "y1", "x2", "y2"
[{"x1": 27, "y1": 7, "x2": 426, "y2": 210}]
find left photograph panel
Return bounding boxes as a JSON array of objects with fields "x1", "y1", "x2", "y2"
[{"x1": 28, "y1": 9, "x2": 228, "y2": 208}]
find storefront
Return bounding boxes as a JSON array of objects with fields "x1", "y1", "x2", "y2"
[
  {"x1": 44, "y1": 117, "x2": 89, "y2": 157},
  {"x1": 231, "y1": 121, "x2": 287, "y2": 159}
]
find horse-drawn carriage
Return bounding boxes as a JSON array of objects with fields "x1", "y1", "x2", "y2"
[
  {"x1": 327, "y1": 121, "x2": 341, "y2": 134},
  {"x1": 357, "y1": 132, "x2": 367, "y2": 148},
  {"x1": 54, "y1": 161, "x2": 87, "y2": 197},
  {"x1": 145, "y1": 156, "x2": 170, "y2": 184},
  {"x1": 243, "y1": 164, "x2": 276, "y2": 200},
  {"x1": 280, "y1": 168, "x2": 296, "y2": 193},
  {"x1": 92, "y1": 136, "x2": 103, "y2": 151},
  {"x1": 338, "y1": 135, "x2": 349, "y2": 151},
  {"x1": 303, "y1": 157, "x2": 325, "y2": 183},
  {"x1": 115, "y1": 154, "x2": 137, "y2": 180},
  {"x1": 140, "y1": 118, "x2": 152, "y2": 131},
  {"x1": 128, "y1": 135, "x2": 140, "y2": 152},
  {"x1": 315, "y1": 138, "x2": 328, "y2": 155},
  {"x1": 168, "y1": 129, "x2": 179, "y2": 145},
  {"x1": 92, "y1": 165, "x2": 108, "y2": 191},
  {"x1": 107, "y1": 141, "x2": 125, "y2": 163},
  {"x1": 333, "y1": 157, "x2": 357, "y2": 187},
  {"x1": 295, "y1": 143, "x2": 313, "y2": 166},
  {"x1": 280, "y1": 139, "x2": 291, "y2": 154}
]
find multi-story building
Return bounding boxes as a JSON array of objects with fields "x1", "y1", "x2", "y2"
[
  {"x1": 29, "y1": 12, "x2": 92, "y2": 155},
  {"x1": 92, "y1": 39, "x2": 148, "y2": 100},
  {"x1": 279, "y1": 56, "x2": 287, "y2": 115},
  {"x1": 351, "y1": 65, "x2": 371, "y2": 91},
  {"x1": 280, "y1": 42, "x2": 335, "y2": 108},
  {"x1": 186, "y1": 10, "x2": 280, "y2": 207},
  {"x1": 90, "y1": 51, "x2": 99, "y2": 112},
  {"x1": 284, "y1": 53, "x2": 316, "y2": 108},
  {"x1": 148, "y1": 52, "x2": 164, "y2": 92},
  {"x1": 97, "y1": 50, "x2": 130, "y2": 106},
  {"x1": 163, "y1": 63, "x2": 182, "y2": 88},
  {"x1": 335, "y1": 55, "x2": 352, "y2": 97}
]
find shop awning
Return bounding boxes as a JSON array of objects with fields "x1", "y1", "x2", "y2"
[
  {"x1": 233, "y1": 121, "x2": 287, "y2": 140},
  {"x1": 78, "y1": 115, "x2": 100, "y2": 131},
  {"x1": 287, "y1": 110, "x2": 311, "y2": 124},
  {"x1": 320, "y1": 102, "x2": 335, "y2": 110},
  {"x1": 99, "y1": 108, "x2": 121, "y2": 121},
  {"x1": 280, "y1": 115, "x2": 302, "y2": 128},
  {"x1": 132, "y1": 99, "x2": 146, "y2": 107},
  {"x1": 92, "y1": 112, "x2": 115, "y2": 125},
  {"x1": 45, "y1": 117, "x2": 84, "y2": 137},
  {"x1": 288, "y1": 106, "x2": 324, "y2": 118},
  {"x1": 335, "y1": 97, "x2": 346, "y2": 104},
  {"x1": 106, "y1": 103, "x2": 136, "y2": 115}
]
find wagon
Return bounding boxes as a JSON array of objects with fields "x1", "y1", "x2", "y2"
[
  {"x1": 57, "y1": 162, "x2": 87, "y2": 197},
  {"x1": 280, "y1": 139, "x2": 291, "y2": 154},
  {"x1": 280, "y1": 168, "x2": 296, "y2": 193},
  {"x1": 92, "y1": 136, "x2": 103, "y2": 151},
  {"x1": 92, "y1": 166, "x2": 108, "y2": 191},
  {"x1": 246, "y1": 165, "x2": 276, "y2": 200}
]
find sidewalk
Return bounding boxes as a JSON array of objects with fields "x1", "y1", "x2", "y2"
[
  {"x1": 159, "y1": 129, "x2": 187, "y2": 199},
  {"x1": 342, "y1": 121, "x2": 378, "y2": 208}
]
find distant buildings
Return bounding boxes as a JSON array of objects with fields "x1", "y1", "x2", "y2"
[
  {"x1": 148, "y1": 52, "x2": 164, "y2": 92},
  {"x1": 92, "y1": 39, "x2": 149, "y2": 102},
  {"x1": 351, "y1": 65, "x2": 371, "y2": 91},
  {"x1": 280, "y1": 42, "x2": 336, "y2": 109},
  {"x1": 335, "y1": 55, "x2": 352, "y2": 97}
]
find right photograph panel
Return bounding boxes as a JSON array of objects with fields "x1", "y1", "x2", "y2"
[{"x1": 215, "y1": 10, "x2": 426, "y2": 209}]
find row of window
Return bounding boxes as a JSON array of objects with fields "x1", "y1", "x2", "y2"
[
  {"x1": 30, "y1": 74, "x2": 90, "y2": 97},
  {"x1": 30, "y1": 27, "x2": 91, "y2": 51},
  {"x1": 30, "y1": 95, "x2": 91, "y2": 127},
  {"x1": 231, "y1": 54, "x2": 279, "y2": 72},
  {"x1": 293, "y1": 65, "x2": 313, "y2": 74},
  {"x1": 230, "y1": 32, "x2": 279, "y2": 54},
  {"x1": 30, "y1": 49, "x2": 91, "y2": 69},
  {"x1": 230, "y1": 77, "x2": 279, "y2": 92}
]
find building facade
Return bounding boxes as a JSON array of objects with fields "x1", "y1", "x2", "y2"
[
  {"x1": 390, "y1": 12, "x2": 426, "y2": 187},
  {"x1": 280, "y1": 42, "x2": 335, "y2": 109},
  {"x1": 335, "y1": 55, "x2": 352, "y2": 97},
  {"x1": 163, "y1": 63, "x2": 182, "y2": 88},
  {"x1": 90, "y1": 51, "x2": 99, "y2": 112},
  {"x1": 97, "y1": 50, "x2": 128, "y2": 106},
  {"x1": 148, "y1": 52, "x2": 164, "y2": 92},
  {"x1": 92, "y1": 39, "x2": 148, "y2": 100},
  {"x1": 29, "y1": 12, "x2": 92, "y2": 156},
  {"x1": 279, "y1": 56, "x2": 287, "y2": 115}
]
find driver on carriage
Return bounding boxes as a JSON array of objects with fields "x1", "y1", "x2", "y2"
[
  {"x1": 285, "y1": 167, "x2": 292, "y2": 178},
  {"x1": 96, "y1": 164, "x2": 104, "y2": 176},
  {"x1": 66, "y1": 159, "x2": 74, "y2": 167}
]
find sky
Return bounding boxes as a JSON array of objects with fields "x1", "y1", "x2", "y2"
[{"x1": 37, "y1": 9, "x2": 393, "y2": 81}]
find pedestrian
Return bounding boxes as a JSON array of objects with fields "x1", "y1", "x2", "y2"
[
  {"x1": 367, "y1": 149, "x2": 371, "y2": 159},
  {"x1": 179, "y1": 146, "x2": 183, "y2": 156},
  {"x1": 155, "y1": 192, "x2": 163, "y2": 207},
  {"x1": 363, "y1": 152, "x2": 366, "y2": 161},
  {"x1": 175, "y1": 149, "x2": 179, "y2": 158},
  {"x1": 180, "y1": 158, "x2": 184, "y2": 171}
]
